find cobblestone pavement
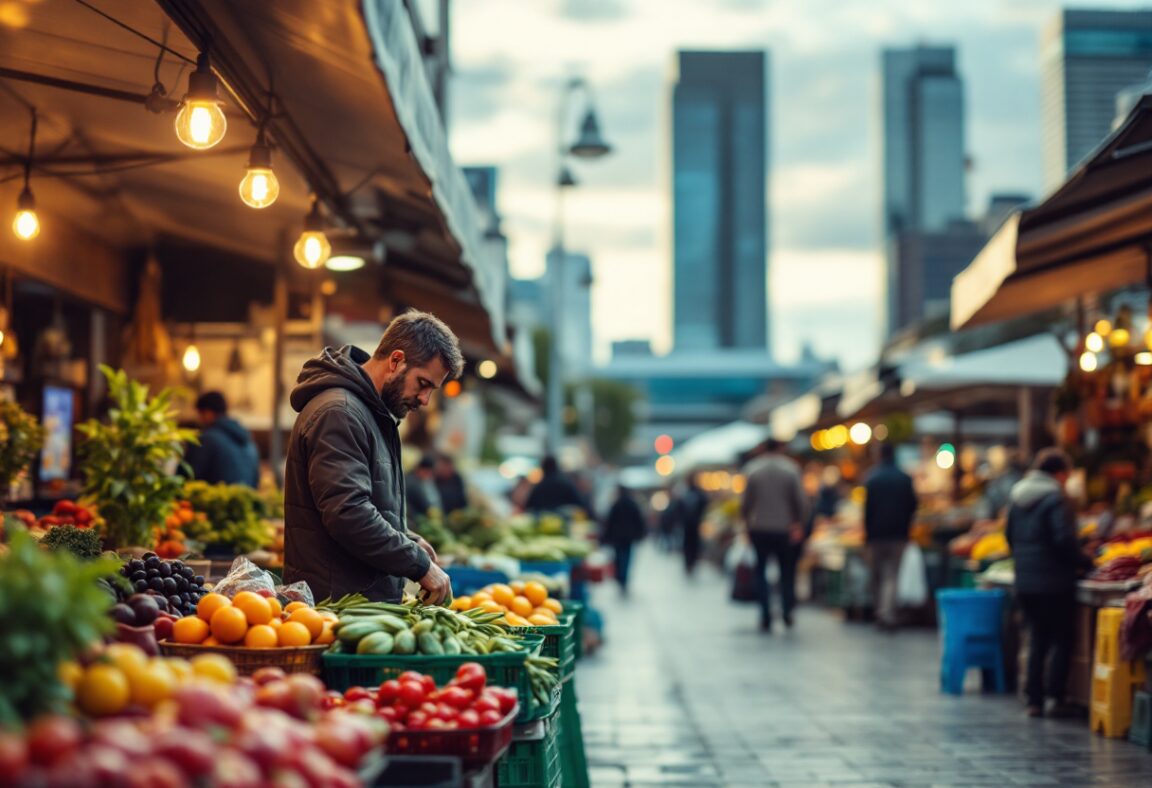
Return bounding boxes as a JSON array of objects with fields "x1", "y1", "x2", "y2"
[{"x1": 573, "y1": 545, "x2": 1152, "y2": 787}]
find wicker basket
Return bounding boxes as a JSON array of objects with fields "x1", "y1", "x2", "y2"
[{"x1": 158, "y1": 641, "x2": 328, "y2": 676}]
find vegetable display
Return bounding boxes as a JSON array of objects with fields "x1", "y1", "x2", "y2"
[
  {"x1": 0, "y1": 400, "x2": 45, "y2": 501},
  {"x1": 181, "y1": 480, "x2": 272, "y2": 555},
  {"x1": 40, "y1": 525, "x2": 104, "y2": 560}
]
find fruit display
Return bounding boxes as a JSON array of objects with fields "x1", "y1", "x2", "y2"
[
  {"x1": 111, "y1": 553, "x2": 207, "y2": 618},
  {"x1": 969, "y1": 532, "x2": 1010, "y2": 562},
  {"x1": 1088, "y1": 556, "x2": 1143, "y2": 582},
  {"x1": 181, "y1": 480, "x2": 273, "y2": 555},
  {"x1": 6, "y1": 645, "x2": 387, "y2": 786},
  {"x1": 35, "y1": 499, "x2": 101, "y2": 532},
  {"x1": 168, "y1": 592, "x2": 336, "y2": 649},
  {"x1": 1094, "y1": 534, "x2": 1152, "y2": 566},
  {"x1": 449, "y1": 580, "x2": 565, "y2": 628},
  {"x1": 0, "y1": 529, "x2": 119, "y2": 725},
  {"x1": 153, "y1": 499, "x2": 202, "y2": 558},
  {"x1": 332, "y1": 663, "x2": 518, "y2": 733}
]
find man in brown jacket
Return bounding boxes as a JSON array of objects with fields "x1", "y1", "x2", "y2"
[{"x1": 741, "y1": 439, "x2": 807, "y2": 632}]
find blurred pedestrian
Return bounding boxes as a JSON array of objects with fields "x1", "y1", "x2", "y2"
[
  {"x1": 1005, "y1": 448, "x2": 1094, "y2": 718},
  {"x1": 526, "y1": 456, "x2": 586, "y2": 514},
  {"x1": 508, "y1": 475, "x2": 533, "y2": 512},
  {"x1": 863, "y1": 443, "x2": 918, "y2": 632},
  {"x1": 434, "y1": 453, "x2": 469, "y2": 515},
  {"x1": 741, "y1": 439, "x2": 806, "y2": 632},
  {"x1": 677, "y1": 477, "x2": 709, "y2": 575},
  {"x1": 602, "y1": 485, "x2": 646, "y2": 594},
  {"x1": 187, "y1": 392, "x2": 260, "y2": 487},
  {"x1": 406, "y1": 454, "x2": 442, "y2": 522}
]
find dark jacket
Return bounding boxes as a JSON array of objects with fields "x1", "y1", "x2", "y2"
[
  {"x1": 188, "y1": 417, "x2": 260, "y2": 487},
  {"x1": 863, "y1": 461, "x2": 918, "y2": 542},
  {"x1": 283, "y1": 346, "x2": 430, "y2": 603},
  {"x1": 677, "y1": 487, "x2": 708, "y2": 534},
  {"x1": 435, "y1": 473, "x2": 469, "y2": 515},
  {"x1": 526, "y1": 473, "x2": 586, "y2": 514},
  {"x1": 1005, "y1": 471, "x2": 1092, "y2": 595},
  {"x1": 406, "y1": 475, "x2": 442, "y2": 523},
  {"x1": 603, "y1": 495, "x2": 646, "y2": 546}
]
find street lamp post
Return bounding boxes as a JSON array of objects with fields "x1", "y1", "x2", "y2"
[{"x1": 546, "y1": 77, "x2": 612, "y2": 457}]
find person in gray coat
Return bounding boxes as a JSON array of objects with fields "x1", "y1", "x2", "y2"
[{"x1": 283, "y1": 311, "x2": 463, "y2": 604}]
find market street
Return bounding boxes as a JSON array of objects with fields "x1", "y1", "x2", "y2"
[{"x1": 576, "y1": 546, "x2": 1152, "y2": 788}]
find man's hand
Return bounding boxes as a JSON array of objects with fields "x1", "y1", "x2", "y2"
[
  {"x1": 417, "y1": 562, "x2": 452, "y2": 606},
  {"x1": 415, "y1": 535, "x2": 439, "y2": 565}
]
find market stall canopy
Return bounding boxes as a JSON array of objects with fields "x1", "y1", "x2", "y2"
[
  {"x1": 770, "y1": 377, "x2": 843, "y2": 441},
  {"x1": 0, "y1": 0, "x2": 505, "y2": 353},
  {"x1": 951, "y1": 93, "x2": 1152, "y2": 331},
  {"x1": 672, "y1": 421, "x2": 768, "y2": 473}
]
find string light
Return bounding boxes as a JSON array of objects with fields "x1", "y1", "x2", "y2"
[
  {"x1": 174, "y1": 53, "x2": 227, "y2": 150},
  {"x1": 12, "y1": 186, "x2": 38, "y2": 240},
  {"x1": 293, "y1": 198, "x2": 331, "y2": 269},
  {"x1": 182, "y1": 343, "x2": 202, "y2": 373},
  {"x1": 238, "y1": 129, "x2": 279, "y2": 208}
]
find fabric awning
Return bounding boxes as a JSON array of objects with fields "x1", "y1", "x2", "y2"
[
  {"x1": 951, "y1": 94, "x2": 1152, "y2": 330},
  {"x1": 672, "y1": 421, "x2": 768, "y2": 472}
]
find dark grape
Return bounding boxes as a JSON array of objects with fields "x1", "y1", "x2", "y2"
[
  {"x1": 128, "y1": 559, "x2": 145, "y2": 573},
  {"x1": 174, "y1": 577, "x2": 187, "y2": 593},
  {"x1": 181, "y1": 567, "x2": 195, "y2": 579},
  {"x1": 161, "y1": 577, "x2": 176, "y2": 594},
  {"x1": 193, "y1": 576, "x2": 205, "y2": 586},
  {"x1": 142, "y1": 551, "x2": 157, "y2": 560},
  {"x1": 144, "y1": 556, "x2": 160, "y2": 570},
  {"x1": 133, "y1": 579, "x2": 148, "y2": 593},
  {"x1": 157, "y1": 562, "x2": 171, "y2": 578},
  {"x1": 167, "y1": 594, "x2": 182, "y2": 610},
  {"x1": 131, "y1": 571, "x2": 147, "y2": 583},
  {"x1": 148, "y1": 577, "x2": 165, "y2": 592}
]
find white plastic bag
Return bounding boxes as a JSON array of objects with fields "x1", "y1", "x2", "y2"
[
  {"x1": 897, "y1": 542, "x2": 928, "y2": 606},
  {"x1": 724, "y1": 536, "x2": 755, "y2": 573}
]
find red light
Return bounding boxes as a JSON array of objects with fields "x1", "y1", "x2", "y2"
[
  {"x1": 654, "y1": 434, "x2": 674, "y2": 455},
  {"x1": 443, "y1": 380, "x2": 462, "y2": 398}
]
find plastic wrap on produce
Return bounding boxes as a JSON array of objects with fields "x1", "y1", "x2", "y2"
[{"x1": 212, "y1": 556, "x2": 315, "y2": 606}]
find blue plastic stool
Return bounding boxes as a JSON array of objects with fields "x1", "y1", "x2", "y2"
[{"x1": 936, "y1": 589, "x2": 1007, "y2": 695}]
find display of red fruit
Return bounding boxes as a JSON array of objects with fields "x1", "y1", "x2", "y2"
[
  {"x1": 210, "y1": 749, "x2": 264, "y2": 788},
  {"x1": 125, "y1": 757, "x2": 186, "y2": 788},
  {"x1": 376, "y1": 679, "x2": 401, "y2": 706},
  {"x1": 0, "y1": 731, "x2": 29, "y2": 781},
  {"x1": 343, "y1": 686, "x2": 372, "y2": 703},
  {"x1": 284, "y1": 673, "x2": 326, "y2": 720},
  {"x1": 83, "y1": 744, "x2": 132, "y2": 786},
  {"x1": 457, "y1": 709, "x2": 480, "y2": 728},
  {"x1": 397, "y1": 680, "x2": 426, "y2": 709},
  {"x1": 154, "y1": 729, "x2": 216, "y2": 779},
  {"x1": 26, "y1": 716, "x2": 83, "y2": 767},
  {"x1": 479, "y1": 709, "x2": 503, "y2": 727},
  {"x1": 452, "y1": 662, "x2": 487, "y2": 693},
  {"x1": 314, "y1": 720, "x2": 365, "y2": 769},
  {"x1": 152, "y1": 615, "x2": 175, "y2": 642},
  {"x1": 252, "y1": 666, "x2": 288, "y2": 686}
]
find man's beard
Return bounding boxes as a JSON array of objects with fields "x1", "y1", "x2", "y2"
[{"x1": 380, "y1": 375, "x2": 418, "y2": 418}]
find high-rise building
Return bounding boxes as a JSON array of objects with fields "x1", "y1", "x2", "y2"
[
  {"x1": 1042, "y1": 9, "x2": 1152, "y2": 191},
  {"x1": 545, "y1": 248, "x2": 594, "y2": 378},
  {"x1": 671, "y1": 50, "x2": 769, "y2": 353},
  {"x1": 881, "y1": 45, "x2": 967, "y2": 337}
]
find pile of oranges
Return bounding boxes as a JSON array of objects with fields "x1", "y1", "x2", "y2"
[
  {"x1": 449, "y1": 580, "x2": 564, "y2": 627},
  {"x1": 170, "y1": 592, "x2": 336, "y2": 648}
]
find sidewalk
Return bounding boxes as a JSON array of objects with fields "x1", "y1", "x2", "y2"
[{"x1": 574, "y1": 545, "x2": 1152, "y2": 787}]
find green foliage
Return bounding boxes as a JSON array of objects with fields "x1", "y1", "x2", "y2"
[
  {"x1": 182, "y1": 480, "x2": 271, "y2": 554},
  {"x1": 77, "y1": 366, "x2": 198, "y2": 548},
  {"x1": 41, "y1": 525, "x2": 104, "y2": 560},
  {"x1": 0, "y1": 400, "x2": 45, "y2": 499},
  {"x1": 0, "y1": 529, "x2": 118, "y2": 725},
  {"x1": 580, "y1": 379, "x2": 641, "y2": 463},
  {"x1": 532, "y1": 326, "x2": 551, "y2": 389}
]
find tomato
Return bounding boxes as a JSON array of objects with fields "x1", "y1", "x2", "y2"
[
  {"x1": 478, "y1": 710, "x2": 503, "y2": 727},
  {"x1": 405, "y1": 711, "x2": 429, "y2": 730},
  {"x1": 343, "y1": 686, "x2": 372, "y2": 703},
  {"x1": 489, "y1": 688, "x2": 517, "y2": 715},
  {"x1": 435, "y1": 704, "x2": 458, "y2": 723},
  {"x1": 439, "y1": 686, "x2": 473, "y2": 709},
  {"x1": 419, "y1": 702, "x2": 439, "y2": 717},
  {"x1": 453, "y1": 663, "x2": 486, "y2": 693},
  {"x1": 397, "y1": 671, "x2": 425, "y2": 685},
  {"x1": 397, "y1": 681, "x2": 426, "y2": 709},
  {"x1": 456, "y1": 710, "x2": 480, "y2": 729},
  {"x1": 473, "y1": 696, "x2": 500, "y2": 716},
  {"x1": 377, "y1": 706, "x2": 400, "y2": 723},
  {"x1": 376, "y1": 679, "x2": 401, "y2": 707},
  {"x1": 397, "y1": 671, "x2": 435, "y2": 694}
]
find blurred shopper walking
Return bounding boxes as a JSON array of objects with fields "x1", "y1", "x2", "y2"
[
  {"x1": 526, "y1": 456, "x2": 587, "y2": 514},
  {"x1": 676, "y1": 476, "x2": 709, "y2": 575},
  {"x1": 602, "y1": 485, "x2": 647, "y2": 594},
  {"x1": 406, "y1": 454, "x2": 442, "y2": 522},
  {"x1": 863, "y1": 443, "x2": 918, "y2": 631},
  {"x1": 741, "y1": 439, "x2": 806, "y2": 632},
  {"x1": 1005, "y1": 448, "x2": 1094, "y2": 718},
  {"x1": 434, "y1": 453, "x2": 469, "y2": 515},
  {"x1": 187, "y1": 392, "x2": 260, "y2": 487}
]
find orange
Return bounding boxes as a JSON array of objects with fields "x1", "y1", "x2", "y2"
[
  {"x1": 164, "y1": 658, "x2": 193, "y2": 683},
  {"x1": 201, "y1": 636, "x2": 221, "y2": 647},
  {"x1": 542, "y1": 598, "x2": 563, "y2": 615},
  {"x1": 284, "y1": 601, "x2": 309, "y2": 614},
  {"x1": 234, "y1": 594, "x2": 273, "y2": 627},
  {"x1": 528, "y1": 614, "x2": 556, "y2": 626},
  {"x1": 130, "y1": 661, "x2": 176, "y2": 708},
  {"x1": 479, "y1": 600, "x2": 505, "y2": 614},
  {"x1": 470, "y1": 592, "x2": 492, "y2": 606},
  {"x1": 231, "y1": 591, "x2": 264, "y2": 609},
  {"x1": 503, "y1": 612, "x2": 530, "y2": 627},
  {"x1": 173, "y1": 616, "x2": 211, "y2": 645},
  {"x1": 76, "y1": 664, "x2": 131, "y2": 717},
  {"x1": 532, "y1": 607, "x2": 559, "y2": 622},
  {"x1": 190, "y1": 654, "x2": 237, "y2": 684},
  {"x1": 509, "y1": 581, "x2": 525, "y2": 595},
  {"x1": 210, "y1": 606, "x2": 249, "y2": 645},
  {"x1": 277, "y1": 621, "x2": 311, "y2": 647},
  {"x1": 244, "y1": 625, "x2": 279, "y2": 649},
  {"x1": 103, "y1": 643, "x2": 150, "y2": 679},
  {"x1": 315, "y1": 623, "x2": 336, "y2": 645},
  {"x1": 268, "y1": 617, "x2": 283, "y2": 629},
  {"x1": 522, "y1": 581, "x2": 548, "y2": 608},
  {"x1": 267, "y1": 597, "x2": 283, "y2": 619},
  {"x1": 510, "y1": 596, "x2": 534, "y2": 618},
  {"x1": 450, "y1": 596, "x2": 472, "y2": 611},
  {"x1": 489, "y1": 584, "x2": 515, "y2": 608},
  {"x1": 288, "y1": 608, "x2": 324, "y2": 640},
  {"x1": 197, "y1": 593, "x2": 232, "y2": 623}
]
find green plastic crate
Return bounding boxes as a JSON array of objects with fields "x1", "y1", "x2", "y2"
[
  {"x1": 506, "y1": 615, "x2": 576, "y2": 681},
  {"x1": 495, "y1": 711, "x2": 562, "y2": 788},
  {"x1": 322, "y1": 638, "x2": 553, "y2": 723},
  {"x1": 557, "y1": 677, "x2": 589, "y2": 788},
  {"x1": 565, "y1": 601, "x2": 585, "y2": 662}
]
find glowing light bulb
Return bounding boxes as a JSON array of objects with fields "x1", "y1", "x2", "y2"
[
  {"x1": 12, "y1": 186, "x2": 38, "y2": 240},
  {"x1": 1110, "y1": 328, "x2": 1131, "y2": 348},
  {"x1": 294, "y1": 231, "x2": 331, "y2": 269},
  {"x1": 477, "y1": 360, "x2": 498, "y2": 379},
  {"x1": 182, "y1": 344, "x2": 202, "y2": 373},
  {"x1": 174, "y1": 54, "x2": 227, "y2": 150},
  {"x1": 238, "y1": 136, "x2": 279, "y2": 208},
  {"x1": 1079, "y1": 351, "x2": 1098, "y2": 373},
  {"x1": 936, "y1": 450, "x2": 955, "y2": 470},
  {"x1": 849, "y1": 423, "x2": 872, "y2": 445},
  {"x1": 1085, "y1": 332, "x2": 1105, "y2": 353}
]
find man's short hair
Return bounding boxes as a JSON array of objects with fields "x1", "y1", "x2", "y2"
[
  {"x1": 374, "y1": 310, "x2": 464, "y2": 380},
  {"x1": 195, "y1": 391, "x2": 228, "y2": 415},
  {"x1": 878, "y1": 443, "x2": 896, "y2": 463},
  {"x1": 1032, "y1": 447, "x2": 1071, "y2": 475}
]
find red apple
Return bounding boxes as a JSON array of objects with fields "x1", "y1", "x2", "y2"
[
  {"x1": 174, "y1": 684, "x2": 243, "y2": 730},
  {"x1": 154, "y1": 729, "x2": 215, "y2": 778},
  {"x1": 314, "y1": 720, "x2": 365, "y2": 769},
  {"x1": 210, "y1": 748, "x2": 263, "y2": 788},
  {"x1": 0, "y1": 731, "x2": 29, "y2": 781},
  {"x1": 83, "y1": 744, "x2": 132, "y2": 787},
  {"x1": 44, "y1": 751, "x2": 98, "y2": 788},
  {"x1": 283, "y1": 673, "x2": 326, "y2": 720},
  {"x1": 234, "y1": 722, "x2": 290, "y2": 777},
  {"x1": 90, "y1": 720, "x2": 153, "y2": 759},
  {"x1": 125, "y1": 757, "x2": 185, "y2": 788},
  {"x1": 26, "y1": 716, "x2": 83, "y2": 767},
  {"x1": 252, "y1": 666, "x2": 287, "y2": 686}
]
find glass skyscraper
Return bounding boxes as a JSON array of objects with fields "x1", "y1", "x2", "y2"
[
  {"x1": 1041, "y1": 9, "x2": 1152, "y2": 191},
  {"x1": 881, "y1": 45, "x2": 968, "y2": 337},
  {"x1": 671, "y1": 51, "x2": 769, "y2": 353}
]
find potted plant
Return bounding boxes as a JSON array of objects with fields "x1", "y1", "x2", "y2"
[
  {"x1": 77, "y1": 366, "x2": 197, "y2": 550},
  {"x1": 0, "y1": 400, "x2": 45, "y2": 506}
]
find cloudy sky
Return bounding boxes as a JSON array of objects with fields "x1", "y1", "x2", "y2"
[{"x1": 447, "y1": 0, "x2": 1146, "y2": 369}]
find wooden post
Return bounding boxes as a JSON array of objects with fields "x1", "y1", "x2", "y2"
[{"x1": 269, "y1": 231, "x2": 289, "y2": 488}]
